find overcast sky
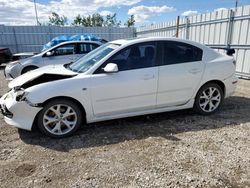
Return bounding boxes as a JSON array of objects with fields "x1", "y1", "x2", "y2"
[{"x1": 0, "y1": 0, "x2": 249, "y2": 26}]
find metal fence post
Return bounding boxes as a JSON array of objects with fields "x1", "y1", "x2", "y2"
[
  {"x1": 176, "y1": 16, "x2": 180, "y2": 38},
  {"x1": 133, "y1": 27, "x2": 137, "y2": 38},
  {"x1": 185, "y1": 17, "x2": 190, "y2": 40},
  {"x1": 12, "y1": 27, "x2": 19, "y2": 53},
  {"x1": 227, "y1": 9, "x2": 235, "y2": 48},
  {"x1": 108, "y1": 27, "x2": 112, "y2": 41},
  {"x1": 49, "y1": 26, "x2": 53, "y2": 40}
]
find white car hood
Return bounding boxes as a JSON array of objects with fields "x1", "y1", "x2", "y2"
[
  {"x1": 13, "y1": 52, "x2": 37, "y2": 56},
  {"x1": 9, "y1": 64, "x2": 77, "y2": 89},
  {"x1": 18, "y1": 55, "x2": 41, "y2": 65}
]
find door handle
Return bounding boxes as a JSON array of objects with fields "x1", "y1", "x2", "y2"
[
  {"x1": 142, "y1": 74, "x2": 155, "y2": 80},
  {"x1": 189, "y1": 69, "x2": 201, "y2": 74}
]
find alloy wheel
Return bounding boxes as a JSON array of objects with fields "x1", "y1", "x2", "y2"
[
  {"x1": 43, "y1": 104, "x2": 77, "y2": 135},
  {"x1": 199, "y1": 87, "x2": 221, "y2": 113}
]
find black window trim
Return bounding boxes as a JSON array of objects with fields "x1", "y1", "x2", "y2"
[
  {"x1": 42, "y1": 43, "x2": 77, "y2": 57},
  {"x1": 158, "y1": 40, "x2": 203, "y2": 66}
]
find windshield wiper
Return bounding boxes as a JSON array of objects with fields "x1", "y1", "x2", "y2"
[{"x1": 64, "y1": 63, "x2": 75, "y2": 72}]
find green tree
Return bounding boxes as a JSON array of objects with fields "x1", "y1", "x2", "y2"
[
  {"x1": 91, "y1": 13, "x2": 104, "y2": 27},
  {"x1": 73, "y1": 14, "x2": 82, "y2": 26},
  {"x1": 72, "y1": 13, "x2": 122, "y2": 27},
  {"x1": 125, "y1": 15, "x2": 135, "y2": 27},
  {"x1": 81, "y1": 15, "x2": 92, "y2": 27},
  {"x1": 73, "y1": 13, "x2": 105, "y2": 27},
  {"x1": 49, "y1": 12, "x2": 68, "y2": 26}
]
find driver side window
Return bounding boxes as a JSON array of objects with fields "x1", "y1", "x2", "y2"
[
  {"x1": 95, "y1": 42, "x2": 157, "y2": 73},
  {"x1": 50, "y1": 44, "x2": 76, "y2": 56}
]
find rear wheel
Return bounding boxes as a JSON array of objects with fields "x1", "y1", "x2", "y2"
[
  {"x1": 194, "y1": 83, "x2": 224, "y2": 115},
  {"x1": 37, "y1": 99, "x2": 83, "y2": 138}
]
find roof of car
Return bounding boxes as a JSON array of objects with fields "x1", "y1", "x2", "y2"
[
  {"x1": 38, "y1": 40, "x2": 103, "y2": 55},
  {"x1": 56, "y1": 40, "x2": 102, "y2": 45},
  {"x1": 111, "y1": 37, "x2": 207, "y2": 50},
  {"x1": 42, "y1": 40, "x2": 102, "y2": 52}
]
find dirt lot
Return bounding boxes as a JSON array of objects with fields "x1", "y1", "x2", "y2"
[{"x1": 0, "y1": 65, "x2": 249, "y2": 188}]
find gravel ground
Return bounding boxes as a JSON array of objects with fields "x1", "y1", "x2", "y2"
[{"x1": 0, "y1": 64, "x2": 249, "y2": 188}]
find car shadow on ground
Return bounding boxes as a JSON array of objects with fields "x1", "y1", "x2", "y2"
[{"x1": 19, "y1": 96, "x2": 250, "y2": 152}]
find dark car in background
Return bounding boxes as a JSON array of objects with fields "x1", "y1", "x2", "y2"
[{"x1": 0, "y1": 47, "x2": 12, "y2": 65}]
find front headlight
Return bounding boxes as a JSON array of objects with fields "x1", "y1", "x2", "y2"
[{"x1": 16, "y1": 90, "x2": 28, "y2": 102}]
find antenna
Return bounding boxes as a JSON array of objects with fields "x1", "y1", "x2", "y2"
[{"x1": 235, "y1": 0, "x2": 239, "y2": 11}]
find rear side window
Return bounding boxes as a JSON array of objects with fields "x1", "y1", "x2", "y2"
[
  {"x1": 78, "y1": 43, "x2": 99, "y2": 54},
  {"x1": 162, "y1": 41, "x2": 203, "y2": 65}
]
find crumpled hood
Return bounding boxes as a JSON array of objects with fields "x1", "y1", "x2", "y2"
[{"x1": 9, "y1": 64, "x2": 77, "y2": 89}]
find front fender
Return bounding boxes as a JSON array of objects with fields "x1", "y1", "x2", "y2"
[{"x1": 25, "y1": 76, "x2": 93, "y2": 121}]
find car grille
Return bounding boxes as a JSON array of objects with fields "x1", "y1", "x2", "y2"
[{"x1": 0, "y1": 104, "x2": 13, "y2": 118}]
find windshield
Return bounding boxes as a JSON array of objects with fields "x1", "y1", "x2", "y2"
[{"x1": 68, "y1": 43, "x2": 120, "y2": 73}]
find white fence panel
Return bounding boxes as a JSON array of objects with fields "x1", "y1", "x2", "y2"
[
  {"x1": 0, "y1": 26, "x2": 135, "y2": 53},
  {"x1": 136, "y1": 5, "x2": 250, "y2": 78}
]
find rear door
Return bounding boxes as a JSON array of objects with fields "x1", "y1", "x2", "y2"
[
  {"x1": 157, "y1": 41, "x2": 205, "y2": 107},
  {"x1": 42, "y1": 43, "x2": 77, "y2": 65}
]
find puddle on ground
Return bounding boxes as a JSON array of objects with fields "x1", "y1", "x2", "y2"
[{"x1": 15, "y1": 163, "x2": 36, "y2": 177}]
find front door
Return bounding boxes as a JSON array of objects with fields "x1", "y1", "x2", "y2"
[
  {"x1": 90, "y1": 42, "x2": 159, "y2": 117},
  {"x1": 43, "y1": 43, "x2": 77, "y2": 65}
]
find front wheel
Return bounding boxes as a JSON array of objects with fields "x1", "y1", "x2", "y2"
[
  {"x1": 21, "y1": 66, "x2": 38, "y2": 74},
  {"x1": 194, "y1": 83, "x2": 224, "y2": 115},
  {"x1": 37, "y1": 99, "x2": 83, "y2": 138}
]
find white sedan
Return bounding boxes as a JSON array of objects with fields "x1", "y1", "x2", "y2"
[
  {"x1": 0, "y1": 37, "x2": 237, "y2": 138},
  {"x1": 4, "y1": 41, "x2": 102, "y2": 80}
]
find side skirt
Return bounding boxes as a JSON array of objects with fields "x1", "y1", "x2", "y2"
[{"x1": 87, "y1": 99, "x2": 195, "y2": 123}]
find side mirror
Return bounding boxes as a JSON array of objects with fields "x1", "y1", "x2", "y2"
[
  {"x1": 104, "y1": 63, "x2": 118, "y2": 73},
  {"x1": 46, "y1": 51, "x2": 53, "y2": 57}
]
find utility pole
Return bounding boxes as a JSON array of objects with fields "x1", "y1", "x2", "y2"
[
  {"x1": 235, "y1": 0, "x2": 238, "y2": 11},
  {"x1": 33, "y1": 0, "x2": 39, "y2": 25}
]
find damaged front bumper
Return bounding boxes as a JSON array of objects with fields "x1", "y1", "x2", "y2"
[{"x1": 0, "y1": 90, "x2": 42, "y2": 131}]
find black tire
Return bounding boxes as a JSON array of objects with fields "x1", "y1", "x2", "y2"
[
  {"x1": 194, "y1": 83, "x2": 224, "y2": 115},
  {"x1": 21, "y1": 66, "x2": 38, "y2": 74},
  {"x1": 37, "y1": 99, "x2": 83, "y2": 138}
]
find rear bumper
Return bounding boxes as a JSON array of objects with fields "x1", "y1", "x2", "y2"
[
  {"x1": 0, "y1": 92, "x2": 42, "y2": 131},
  {"x1": 224, "y1": 74, "x2": 238, "y2": 98}
]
